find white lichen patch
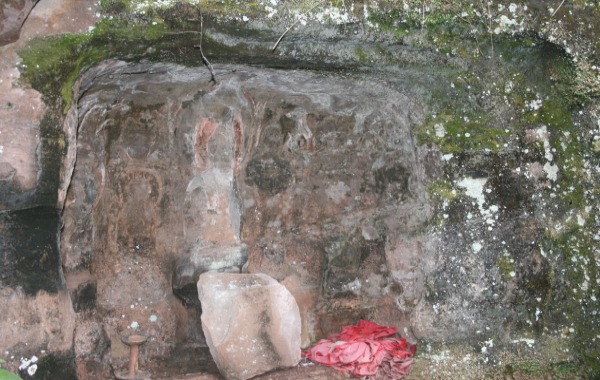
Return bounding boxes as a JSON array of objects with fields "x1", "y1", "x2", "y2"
[
  {"x1": 435, "y1": 123, "x2": 446, "y2": 138},
  {"x1": 512, "y1": 338, "x2": 535, "y2": 347},
  {"x1": 526, "y1": 97, "x2": 543, "y2": 111},
  {"x1": 543, "y1": 162, "x2": 559, "y2": 181},
  {"x1": 311, "y1": 5, "x2": 354, "y2": 25},
  {"x1": 131, "y1": 0, "x2": 200, "y2": 13},
  {"x1": 495, "y1": 15, "x2": 518, "y2": 34},
  {"x1": 423, "y1": 348, "x2": 453, "y2": 364},
  {"x1": 456, "y1": 176, "x2": 487, "y2": 212},
  {"x1": 529, "y1": 125, "x2": 555, "y2": 162}
]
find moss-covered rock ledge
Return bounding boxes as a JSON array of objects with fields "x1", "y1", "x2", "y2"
[
  {"x1": 17, "y1": 0, "x2": 600, "y2": 114},
  {"x1": 11, "y1": 0, "x2": 600, "y2": 378}
]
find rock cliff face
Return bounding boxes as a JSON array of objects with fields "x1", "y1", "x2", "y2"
[
  {"x1": 1, "y1": 0, "x2": 600, "y2": 377},
  {"x1": 56, "y1": 56, "x2": 599, "y2": 377}
]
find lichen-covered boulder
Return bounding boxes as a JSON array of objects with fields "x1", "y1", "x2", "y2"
[{"x1": 197, "y1": 272, "x2": 301, "y2": 380}]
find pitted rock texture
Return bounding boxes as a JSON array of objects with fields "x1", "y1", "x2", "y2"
[
  {"x1": 0, "y1": 286, "x2": 76, "y2": 375},
  {"x1": 197, "y1": 272, "x2": 301, "y2": 380}
]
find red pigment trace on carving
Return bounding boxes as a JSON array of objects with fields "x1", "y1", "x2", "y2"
[
  {"x1": 233, "y1": 112, "x2": 244, "y2": 175},
  {"x1": 194, "y1": 118, "x2": 218, "y2": 173},
  {"x1": 170, "y1": 102, "x2": 181, "y2": 116}
]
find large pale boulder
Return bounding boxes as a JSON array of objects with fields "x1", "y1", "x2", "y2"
[{"x1": 197, "y1": 272, "x2": 301, "y2": 380}]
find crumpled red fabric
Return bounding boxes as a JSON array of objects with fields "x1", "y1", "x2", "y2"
[{"x1": 303, "y1": 320, "x2": 416, "y2": 380}]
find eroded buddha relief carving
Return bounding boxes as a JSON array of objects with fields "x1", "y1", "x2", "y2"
[{"x1": 115, "y1": 168, "x2": 163, "y2": 255}]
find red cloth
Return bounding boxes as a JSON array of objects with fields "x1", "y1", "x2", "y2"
[{"x1": 303, "y1": 320, "x2": 416, "y2": 380}]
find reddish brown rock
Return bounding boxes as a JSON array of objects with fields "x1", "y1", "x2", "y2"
[
  {"x1": 0, "y1": 0, "x2": 100, "y2": 212},
  {"x1": 0, "y1": 287, "x2": 75, "y2": 373},
  {"x1": 56, "y1": 64, "x2": 432, "y2": 371},
  {"x1": 198, "y1": 272, "x2": 301, "y2": 380},
  {"x1": 157, "y1": 364, "x2": 348, "y2": 380},
  {"x1": 0, "y1": 0, "x2": 37, "y2": 46},
  {"x1": 74, "y1": 321, "x2": 112, "y2": 380}
]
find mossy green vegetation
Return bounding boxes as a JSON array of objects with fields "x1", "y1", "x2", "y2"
[
  {"x1": 19, "y1": 18, "x2": 206, "y2": 112},
  {"x1": 427, "y1": 179, "x2": 458, "y2": 202},
  {"x1": 415, "y1": 111, "x2": 511, "y2": 154},
  {"x1": 497, "y1": 252, "x2": 515, "y2": 281},
  {"x1": 425, "y1": 179, "x2": 459, "y2": 228},
  {"x1": 538, "y1": 91, "x2": 600, "y2": 360},
  {"x1": 410, "y1": 14, "x2": 599, "y2": 373},
  {"x1": 0, "y1": 359, "x2": 23, "y2": 380},
  {"x1": 101, "y1": 0, "x2": 265, "y2": 17},
  {"x1": 354, "y1": 46, "x2": 368, "y2": 62},
  {"x1": 542, "y1": 223, "x2": 600, "y2": 370}
]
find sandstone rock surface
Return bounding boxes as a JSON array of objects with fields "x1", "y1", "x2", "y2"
[
  {"x1": 0, "y1": 0, "x2": 37, "y2": 46},
  {"x1": 198, "y1": 272, "x2": 301, "y2": 380}
]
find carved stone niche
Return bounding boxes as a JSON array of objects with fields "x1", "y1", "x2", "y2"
[{"x1": 60, "y1": 61, "x2": 435, "y2": 375}]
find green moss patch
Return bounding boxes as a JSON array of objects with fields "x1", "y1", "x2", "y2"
[
  {"x1": 542, "y1": 224, "x2": 599, "y2": 368},
  {"x1": 415, "y1": 111, "x2": 511, "y2": 154},
  {"x1": 18, "y1": 18, "x2": 208, "y2": 113},
  {"x1": 497, "y1": 252, "x2": 515, "y2": 281}
]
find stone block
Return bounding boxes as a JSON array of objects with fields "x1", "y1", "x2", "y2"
[{"x1": 197, "y1": 272, "x2": 301, "y2": 380}]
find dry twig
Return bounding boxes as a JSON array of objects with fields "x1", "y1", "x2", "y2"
[
  {"x1": 196, "y1": 7, "x2": 217, "y2": 83},
  {"x1": 167, "y1": 29, "x2": 217, "y2": 83},
  {"x1": 487, "y1": 0, "x2": 494, "y2": 58},
  {"x1": 193, "y1": 4, "x2": 217, "y2": 83},
  {"x1": 487, "y1": 0, "x2": 494, "y2": 59},
  {"x1": 272, "y1": 0, "x2": 324, "y2": 52},
  {"x1": 422, "y1": 0, "x2": 426, "y2": 31},
  {"x1": 551, "y1": 0, "x2": 566, "y2": 17}
]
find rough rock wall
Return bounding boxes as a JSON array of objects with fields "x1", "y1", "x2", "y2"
[
  {"x1": 59, "y1": 61, "x2": 437, "y2": 368},
  {"x1": 4, "y1": 57, "x2": 600, "y2": 378},
  {"x1": 1, "y1": 0, "x2": 599, "y2": 377},
  {"x1": 0, "y1": 0, "x2": 106, "y2": 377},
  {"x1": 55, "y1": 56, "x2": 600, "y2": 378}
]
